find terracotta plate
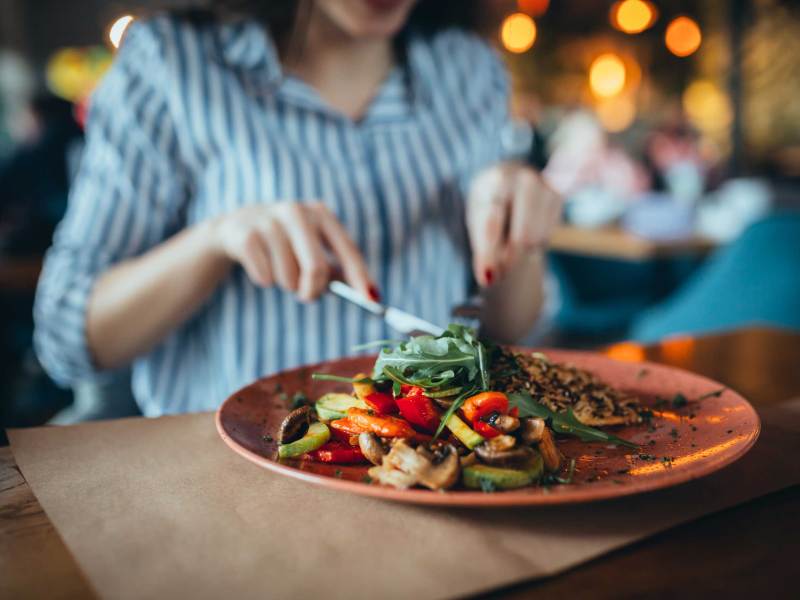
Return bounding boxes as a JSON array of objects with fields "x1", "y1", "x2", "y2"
[{"x1": 216, "y1": 350, "x2": 760, "y2": 506}]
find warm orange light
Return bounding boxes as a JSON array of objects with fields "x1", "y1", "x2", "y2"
[
  {"x1": 659, "y1": 336, "x2": 695, "y2": 366},
  {"x1": 611, "y1": 0, "x2": 656, "y2": 34},
  {"x1": 665, "y1": 16, "x2": 702, "y2": 57},
  {"x1": 605, "y1": 341, "x2": 645, "y2": 363},
  {"x1": 500, "y1": 13, "x2": 537, "y2": 54},
  {"x1": 596, "y1": 95, "x2": 636, "y2": 132},
  {"x1": 628, "y1": 435, "x2": 746, "y2": 476},
  {"x1": 589, "y1": 53, "x2": 626, "y2": 98},
  {"x1": 683, "y1": 79, "x2": 732, "y2": 133},
  {"x1": 517, "y1": 0, "x2": 549, "y2": 17},
  {"x1": 109, "y1": 15, "x2": 134, "y2": 49}
]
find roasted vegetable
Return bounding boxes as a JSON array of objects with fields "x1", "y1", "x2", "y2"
[
  {"x1": 315, "y1": 393, "x2": 367, "y2": 421},
  {"x1": 278, "y1": 422, "x2": 330, "y2": 458},
  {"x1": 463, "y1": 454, "x2": 544, "y2": 490}
]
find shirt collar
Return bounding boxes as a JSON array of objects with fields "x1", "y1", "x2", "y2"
[{"x1": 216, "y1": 21, "x2": 436, "y2": 123}]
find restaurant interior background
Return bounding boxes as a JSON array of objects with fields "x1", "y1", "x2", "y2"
[{"x1": 1, "y1": 0, "x2": 798, "y2": 433}]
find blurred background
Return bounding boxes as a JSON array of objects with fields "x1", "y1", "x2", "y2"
[{"x1": 1, "y1": 0, "x2": 799, "y2": 430}]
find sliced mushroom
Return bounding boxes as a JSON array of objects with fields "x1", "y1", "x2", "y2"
[
  {"x1": 278, "y1": 405, "x2": 312, "y2": 444},
  {"x1": 490, "y1": 414, "x2": 520, "y2": 433},
  {"x1": 421, "y1": 445, "x2": 460, "y2": 490},
  {"x1": 519, "y1": 417, "x2": 546, "y2": 445},
  {"x1": 486, "y1": 434, "x2": 517, "y2": 452},
  {"x1": 537, "y1": 426, "x2": 563, "y2": 473},
  {"x1": 358, "y1": 432, "x2": 387, "y2": 466},
  {"x1": 368, "y1": 463, "x2": 418, "y2": 489},
  {"x1": 475, "y1": 443, "x2": 535, "y2": 468},
  {"x1": 384, "y1": 440, "x2": 460, "y2": 490},
  {"x1": 460, "y1": 452, "x2": 477, "y2": 467}
]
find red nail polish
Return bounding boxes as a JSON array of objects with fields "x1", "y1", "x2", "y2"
[
  {"x1": 485, "y1": 269, "x2": 494, "y2": 285},
  {"x1": 368, "y1": 285, "x2": 381, "y2": 303}
]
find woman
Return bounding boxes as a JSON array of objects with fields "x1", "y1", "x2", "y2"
[{"x1": 34, "y1": 0, "x2": 561, "y2": 416}]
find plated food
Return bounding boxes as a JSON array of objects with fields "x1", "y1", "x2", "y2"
[
  {"x1": 274, "y1": 325, "x2": 639, "y2": 492},
  {"x1": 216, "y1": 328, "x2": 760, "y2": 507}
]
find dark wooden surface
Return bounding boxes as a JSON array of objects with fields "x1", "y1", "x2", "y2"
[{"x1": 1, "y1": 328, "x2": 798, "y2": 599}]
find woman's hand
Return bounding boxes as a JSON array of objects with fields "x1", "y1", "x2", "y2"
[
  {"x1": 467, "y1": 162, "x2": 562, "y2": 287},
  {"x1": 466, "y1": 163, "x2": 562, "y2": 287},
  {"x1": 212, "y1": 202, "x2": 376, "y2": 302},
  {"x1": 467, "y1": 163, "x2": 562, "y2": 342}
]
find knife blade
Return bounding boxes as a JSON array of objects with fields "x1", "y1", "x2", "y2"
[{"x1": 328, "y1": 281, "x2": 444, "y2": 337}]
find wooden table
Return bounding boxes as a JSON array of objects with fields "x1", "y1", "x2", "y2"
[
  {"x1": 2, "y1": 328, "x2": 798, "y2": 599},
  {"x1": 550, "y1": 224, "x2": 717, "y2": 261}
]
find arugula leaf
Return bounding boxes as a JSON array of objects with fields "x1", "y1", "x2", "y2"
[
  {"x1": 508, "y1": 392, "x2": 638, "y2": 449},
  {"x1": 372, "y1": 325, "x2": 486, "y2": 391}
]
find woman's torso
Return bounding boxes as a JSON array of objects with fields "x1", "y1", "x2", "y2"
[{"x1": 123, "y1": 16, "x2": 510, "y2": 414}]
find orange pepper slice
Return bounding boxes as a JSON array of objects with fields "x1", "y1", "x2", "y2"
[{"x1": 345, "y1": 407, "x2": 416, "y2": 438}]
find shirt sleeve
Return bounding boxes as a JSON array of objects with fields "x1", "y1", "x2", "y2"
[{"x1": 34, "y1": 19, "x2": 188, "y2": 385}]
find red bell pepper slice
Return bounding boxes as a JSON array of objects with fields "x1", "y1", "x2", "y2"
[
  {"x1": 364, "y1": 391, "x2": 397, "y2": 415},
  {"x1": 306, "y1": 441, "x2": 367, "y2": 464},
  {"x1": 461, "y1": 391, "x2": 509, "y2": 422},
  {"x1": 473, "y1": 419, "x2": 502, "y2": 439},
  {"x1": 395, "y1": 393, "x2": 441, "y2": 433},
  {"x1": 329, "y1": 427, "x2": 359, "y2": 445},
  {"x1": 400, "y1": 384, "x2": 425, "y2": 397}
]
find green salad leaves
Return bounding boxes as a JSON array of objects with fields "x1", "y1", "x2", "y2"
[{"x1": 373, "y1": 324, "x2": 489, "y2": 392}]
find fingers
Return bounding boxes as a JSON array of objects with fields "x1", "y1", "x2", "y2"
[
  {"x1": 313, "y1": 203, "x2": 377, "y2": 301},
  {"x1": 467, "y1": 168, "x2": 511, "y2": 287},
  {"x1": 238, "y1": 228, "x2": 274, "y2": 287},
  {"x1": 274, "y1": 204, "x2": 330, "y2": 302},
  {"x1": 468, "y1": 165, "x2": 563, "y2": 288},
  {"x1": 259, "y1": 219, "x2": 299, "y2": 293}
]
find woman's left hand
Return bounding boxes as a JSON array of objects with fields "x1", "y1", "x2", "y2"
[{"x1": 466, "y1": 162, "x2": 562, "y2": 287}]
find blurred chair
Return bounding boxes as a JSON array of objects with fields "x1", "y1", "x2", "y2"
[
  {"x1": 549, "y1": 253, "x2": 702, "y2": 345},
  {"x1": 630, "y1": 213, "x2": 800, "y2": 342}
]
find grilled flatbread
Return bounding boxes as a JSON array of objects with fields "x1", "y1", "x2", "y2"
[{"x1": 493, "y1": 350, "x2": 642, "y2": 426}]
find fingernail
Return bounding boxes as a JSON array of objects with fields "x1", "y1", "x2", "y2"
[
  {"x1": 368, "y1": 284, "x2": 381, "y2": 303},
  {"x1": 485, "y1": 269, "x2": 494, "y2": 285}
]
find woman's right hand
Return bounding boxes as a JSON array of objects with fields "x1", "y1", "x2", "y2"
[{"x1": 211, "y1": 202, "x2": 377, "y2": 303}]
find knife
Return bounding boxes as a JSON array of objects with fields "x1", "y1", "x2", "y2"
[{"x1": 328, "y1": 281, "x2": 445, "y2": 337}]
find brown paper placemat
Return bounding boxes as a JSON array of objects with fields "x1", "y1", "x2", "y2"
[{"x1": 9, "y1": 401, "x2": 800, "y2": 600}]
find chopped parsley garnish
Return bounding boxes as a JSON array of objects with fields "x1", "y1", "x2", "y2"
[
  {"x1": 671, "y1": 393, "x2": 688, "y2": 409},
  {"x1": 361, "y1": 475, "x2": 373, "y2": 484},
  {"x1": 290, "y1": 392, "x2": 310, "y2": 409},
  {"x1": 638, "y1": 453, "x2": 657, "y2": 461},
  {"x1": 697, "y1": 388, "x2": 726, "y2": 401},
  {"x1": 478, "y1": 477, "x2": 497, "y2": 493},
  {"x1": 334, "y1": 469, "x2": 343, "y2": 478}
]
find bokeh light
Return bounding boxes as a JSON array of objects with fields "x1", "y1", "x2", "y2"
[
  {"x1": 46, "y1": 47, "x2": 113, "y2": 102},
  {"x1": 596, "y1": 95, "x2": 637, "y2": 132},
  {"x1": 683, "y1": 79, "x2": 732, "y2": 133},
  {"x1": 611, "y1": 0, "x2": 656, "y2": 34},
  {"x1": 517, "y1": 0, "x2": 549, "y2": 17},
  {"x1": 589, "y1": 53, "x2": 626, "y2": 98},
  {"x1": 500, "y1": 13, "x2": 538, "y2": 54},
  {"x1": 109, "y1": 15, "x2": 134, "y2": 50},
  {"x1": 665, "y1": 16, "x2": 702, "y2": 57}
]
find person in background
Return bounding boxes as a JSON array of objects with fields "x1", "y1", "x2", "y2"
[{"x1": 34, "y1": 0, "x2": 562, "y2": 417}]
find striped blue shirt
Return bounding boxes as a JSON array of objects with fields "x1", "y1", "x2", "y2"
[{"x1": 34, "y1": 15, "x2": 514, "y2": 416}]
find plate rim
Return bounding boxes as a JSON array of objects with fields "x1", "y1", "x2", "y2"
[{"x1": 215, "y1": 350, "x2": 761, "y2": 507}]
